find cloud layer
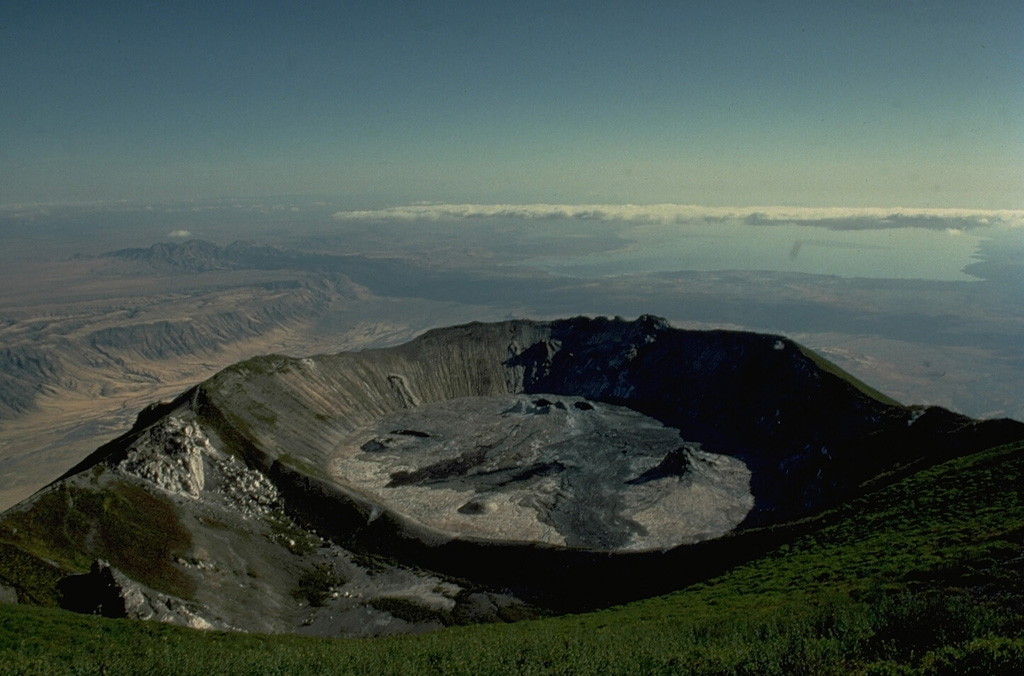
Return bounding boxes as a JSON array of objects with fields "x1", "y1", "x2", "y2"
[{"x1": 332, "y1": 204, "x2": 1024, "y2": 230}]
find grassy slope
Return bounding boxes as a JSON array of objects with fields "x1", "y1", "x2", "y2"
[
  {"x1": 1, "y1": 440, "x2": 1022, "y2": 676},
  {"x1": 0, "y1": 477, "x2": 195, "y2": 601}
]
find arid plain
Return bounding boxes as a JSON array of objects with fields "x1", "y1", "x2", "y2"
[{"x1": 2, "y1": 201, "x2": 1021, "y2": 511}]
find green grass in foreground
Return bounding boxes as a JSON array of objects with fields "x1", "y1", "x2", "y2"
[{"x1": 2, "y1": 441, "x2": 1023, "y2": 675}]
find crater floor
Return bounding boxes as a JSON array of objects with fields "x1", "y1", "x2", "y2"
[{"x1": 329, "y1": 394, "x2": 754, "y2": 551}]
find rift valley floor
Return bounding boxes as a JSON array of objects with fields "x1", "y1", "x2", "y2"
[{"x1": 1, "y1": 215, "x2": 1022, "y2": 513}]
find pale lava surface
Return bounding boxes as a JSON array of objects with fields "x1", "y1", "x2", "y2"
[{"x1": 329, "y1": 394, "x2": 754, "y2": 551}]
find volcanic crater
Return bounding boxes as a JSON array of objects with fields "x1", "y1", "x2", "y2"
[
  {"x1": 14, "y1": 314, "x2": 1023, "y2": 631},
  {"x1": 188, "y1": 313, "x2": 966, "y2": 559}
]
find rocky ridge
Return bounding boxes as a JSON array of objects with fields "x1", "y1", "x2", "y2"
[
  {"x1": 3, "y1": 315, "x2": 1024, "y2": 633},
  {"x1": 115, "y1": 416, "x2": 279, "y2": 518}
]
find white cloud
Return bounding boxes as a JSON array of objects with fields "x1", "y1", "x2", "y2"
[
  {"x1": 167, "y1": 229, "x2": 192, "y2": 238},
  {"x1": 332, "y1": 203, "x2": 1024, "y2": 230}
]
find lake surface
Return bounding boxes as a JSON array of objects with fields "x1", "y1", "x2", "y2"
[{"x1": 526, "y1": 220, "x2": 983, "y2": 282}]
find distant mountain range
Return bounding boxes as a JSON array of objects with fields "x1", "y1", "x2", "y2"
[{"x1": 109, "y1": 239, "x2": 329, "y2": 273}]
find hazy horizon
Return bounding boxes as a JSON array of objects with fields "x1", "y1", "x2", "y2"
[
  {"x1": 2, "y1": 2, "x2": 1022, "y2": 209},
  {"x1": 1, "y1": 2, "x2": 1021, "y2": 507}
]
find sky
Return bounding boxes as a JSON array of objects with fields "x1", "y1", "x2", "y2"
[{"x1": 1, "y1": 1, "x2": 1022, "y2": 209}]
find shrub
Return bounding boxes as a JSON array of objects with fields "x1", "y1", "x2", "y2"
[{"x1": 292, "y1": 563, "x2": 341, "y2": 607}]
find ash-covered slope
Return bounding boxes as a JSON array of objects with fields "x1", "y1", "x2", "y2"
[
  {"x1": 191, "y1": 314, "x2": 1016, "y2": 533},
  {"x1": 4, "y1": 315, "x2": 1023, "y2": 632}
]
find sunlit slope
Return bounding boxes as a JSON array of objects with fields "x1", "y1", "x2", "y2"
[
  {"x1": 1, "y1": 439, "x2": 1021, "y2": 675},
  {"x1": 192, "y1": 315, "x2": 1005, "y2": 535},
  {"x1": 3, "y1": 315, "x2": 1023, "y2": 635}
]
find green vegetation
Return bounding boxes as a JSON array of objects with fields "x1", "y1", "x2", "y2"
[
  {"x1": 266, "y1": 509, "x2": 320, "y2": 556},
  {"x1": 1, "y1": 441, "x2": 1022, "y2": 675},
  {"x1": 0, "y1": 480, "x2": 194, "y2": 599},
  {"x1": 293, "y1": 564, "x2": 343, "y2": 607},
  {"x1": 0, "y1": 543, "x2": 66, "y2": 606}
]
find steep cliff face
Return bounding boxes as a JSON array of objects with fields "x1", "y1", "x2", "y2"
[{"x1": 4, "y1": 315, "x2": 1023, "y2": 632}]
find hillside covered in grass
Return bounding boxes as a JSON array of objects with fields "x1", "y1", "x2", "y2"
[{"x1": 2, "y1": 438, "x2": 1022, "y2": 675}]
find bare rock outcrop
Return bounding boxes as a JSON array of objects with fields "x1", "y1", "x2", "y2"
[
  {"x1": 114, "y1": 416, "x2": 281, "y2": 519},
  {"x1": 9, "y1": 314, "x2": 1023, "y2": 625},
  {"x1": 116, "y1": 417, "x2": 210, "y2": 498}
]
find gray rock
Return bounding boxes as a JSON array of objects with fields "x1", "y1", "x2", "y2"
[
  {"x1": 116, "y1": 417, "x2": 210, "y2": 498},
  {"x1": 11, "y1": 314, "x2": 1023, "y2": 633},
  {"x1": 0, "y1": 585, "x2": 18, "y2": 604},
  {"x1": 329, "y1": 394, "x2": 753, "y2": 550}
]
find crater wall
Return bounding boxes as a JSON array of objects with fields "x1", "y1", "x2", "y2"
[
  {"x1": 36, "y1": 315, "x2": 1024, "y2": 610},
  {"x1": 196, "y1": 314, "x2": 915, "y2": 533}
]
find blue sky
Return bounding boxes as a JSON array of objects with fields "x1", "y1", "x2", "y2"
[{"x1": 2, "y1": 1, "x2": 1021, "y2": 208}]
